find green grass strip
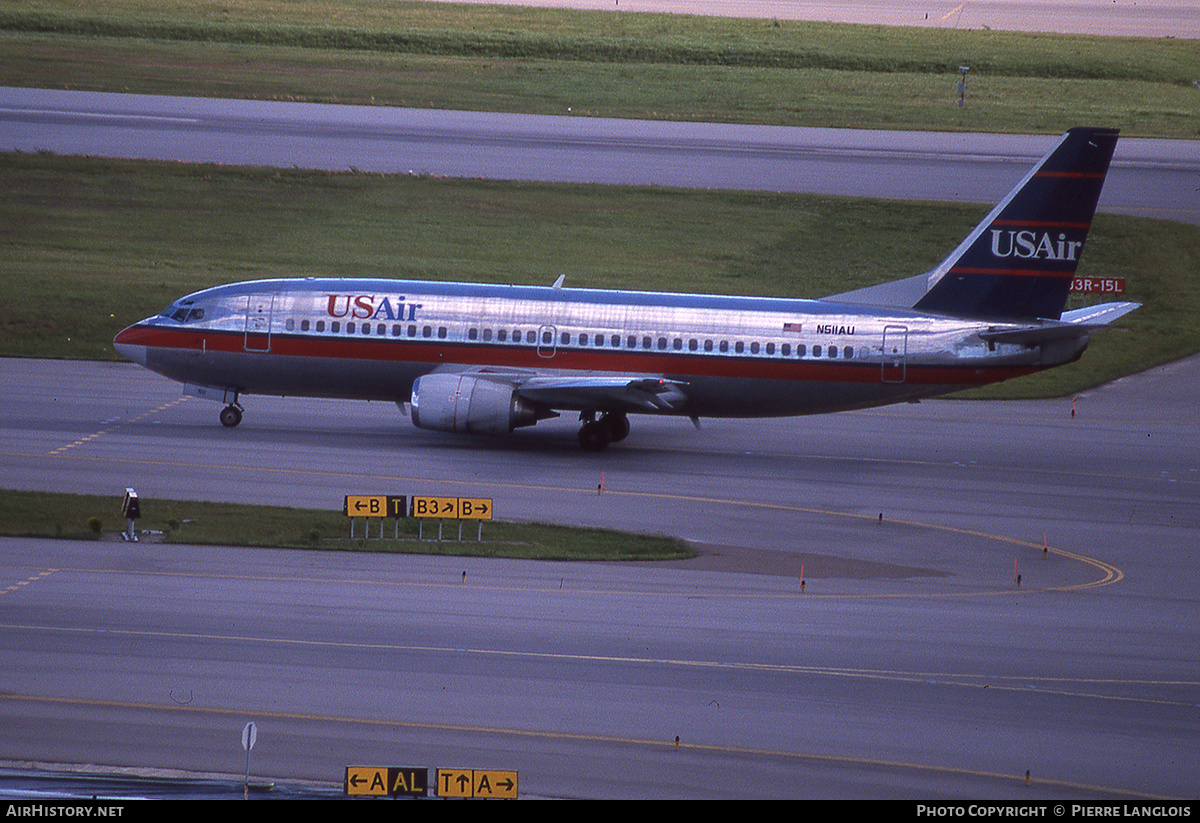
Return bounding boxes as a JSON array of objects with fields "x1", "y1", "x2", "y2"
[
  {"x1": 1, "y1": 3, "x2": 1195, "y2": 82},
  {"x1": 0, "y1": 489, "x2": 694, "y2": 560}
]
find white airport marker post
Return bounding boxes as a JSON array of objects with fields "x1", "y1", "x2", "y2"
[{"x1": 242, "y1": 721, "x2": 257, "y2": 799}]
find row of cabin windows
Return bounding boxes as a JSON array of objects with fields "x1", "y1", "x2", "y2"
[{"x1": 283, "y1": 317, "x2": 854, "y2": 359}]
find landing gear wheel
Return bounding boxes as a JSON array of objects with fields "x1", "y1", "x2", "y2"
[
  {"x1": 220, "y1": 404, "x2": 243, "y2": 428},
  {"x1": 578, "y1": 420, "x2": 612, "y2": 452},
  {"x1": 601, "y1": 412, "x2": 630, "y2": 443}
]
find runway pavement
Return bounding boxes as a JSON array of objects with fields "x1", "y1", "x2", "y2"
[{"x1": 0, "y1": 356, "x2": 1196, "y2": 798}]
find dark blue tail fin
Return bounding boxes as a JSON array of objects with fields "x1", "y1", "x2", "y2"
[{"x1": 914, "y1": 127, "x2": 1119, "y2": 320}]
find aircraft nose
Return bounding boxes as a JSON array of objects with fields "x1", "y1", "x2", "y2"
[{"x1": 113, "y1": 325, "x2": 148, "y2": 366}]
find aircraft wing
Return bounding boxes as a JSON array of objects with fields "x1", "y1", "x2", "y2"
[
  {"x1": 446, "y1": 367, "x2": 688, "y2": 412},
  {"x1": 512, "y1": 374, "x2": 688, "y2": 412}
]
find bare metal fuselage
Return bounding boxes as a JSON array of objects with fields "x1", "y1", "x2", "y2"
[{"x1": 115, "y1": 277, "x2": 1078, "y2": 419}]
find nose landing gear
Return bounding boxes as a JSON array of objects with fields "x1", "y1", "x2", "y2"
[{"x1": 220, "y1": 403, "x2": 243, "y2": 427}]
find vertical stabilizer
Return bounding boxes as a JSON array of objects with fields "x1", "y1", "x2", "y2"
[{"x1": 914, "y1": 127, "x2": 1119, "y2": 320}]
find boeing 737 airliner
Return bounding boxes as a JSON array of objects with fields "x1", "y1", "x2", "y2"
[{"x1": 114, "y1": 127, "x2": 1137, "y2": 451}]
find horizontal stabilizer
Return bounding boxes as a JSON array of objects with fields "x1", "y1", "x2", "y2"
[
  {"x1": 1060, "y1": 301, "x2": 1141, "y2": 327},
  {"x1": 979, "y1": 301, "x2": 1139, "y2": 346}
]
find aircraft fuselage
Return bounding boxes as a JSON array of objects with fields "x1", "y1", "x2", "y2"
[{"x1": 115, "y1": 277, "x2": 1077, "y2": 419}]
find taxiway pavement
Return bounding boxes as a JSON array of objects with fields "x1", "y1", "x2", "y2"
[{"x1": 0, "y1": 357, "x2": 1196, "y2": 798}]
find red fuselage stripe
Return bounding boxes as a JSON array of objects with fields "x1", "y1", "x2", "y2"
[{"x1": 119, "y1": 324, "x2": 1037, "y2": 387}]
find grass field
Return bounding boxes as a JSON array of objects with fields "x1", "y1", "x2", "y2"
[
  {"x1": 1, "y1": 0, "x2": 1197, "y2": 136},
  {"x1": 0, "y1": 489, "x2": 694, "y2": 560}
]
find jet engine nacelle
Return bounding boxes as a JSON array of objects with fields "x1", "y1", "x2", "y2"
[{"x1": 410, "y1": 373, "x2": 541, "y2": 435}]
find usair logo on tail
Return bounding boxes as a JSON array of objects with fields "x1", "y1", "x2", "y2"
[{"x1": 989, "y1": 229, "x2": 1084, "y2": 261}]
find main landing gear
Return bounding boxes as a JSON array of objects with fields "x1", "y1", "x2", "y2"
[{"x1": 578, "y1": 411, "x2": 629, "y2": 452}]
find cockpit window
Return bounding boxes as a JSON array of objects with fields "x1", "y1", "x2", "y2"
[{"x1": 163, "y1": 304, "x2": 205, "y2": 323}]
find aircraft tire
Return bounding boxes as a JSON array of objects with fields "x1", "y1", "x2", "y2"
[
  {"x1": 578, "y1": 420, "x2": 611, "y2": 452},
  {"x1": 220, "y1": 405, "x2": 243, "y2": 428},
  {"x1": 602, "y1": 412, "x2": 630, "y2": 443}
]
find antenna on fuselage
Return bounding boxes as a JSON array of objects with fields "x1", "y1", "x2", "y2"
[{"x1": 552, "y1": 274, "x2": 565, "y2": 289}]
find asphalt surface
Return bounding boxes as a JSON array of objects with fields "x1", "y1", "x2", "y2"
[{"x1": 0, "y1": 356, "x2": 1197, "y2": 799}]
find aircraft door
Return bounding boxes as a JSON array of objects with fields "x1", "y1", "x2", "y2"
[
  {"x1": 881, "y1": 325, "x2": 907, "y2": 383},
  {"x1": 537, "y1": 324, "x2": 557, "y2": 358},
  {"x1": 244, "y1": 293, "x2": 276, "y2": 352}
]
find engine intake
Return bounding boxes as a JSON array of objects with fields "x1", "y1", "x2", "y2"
[{"x1": 410, "y1": 374, "x2": 542, "y2": 434}]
